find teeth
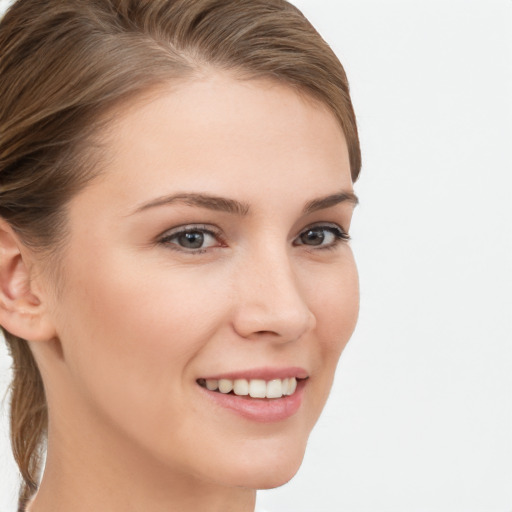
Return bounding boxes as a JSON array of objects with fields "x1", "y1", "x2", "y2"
[
  {"x1": 233, "y1": 379, "x2": 249, "y2": 396},
  {"x1": 201, "y1": 377, "x2": 298, "y2": 399},
  {"x1": 266, "y1": 379, "x2": 283, "y2": 399},
  {"x1": 287, "y1": 377, "x2": 297, "y2": 395},
  {"x1": 249, "y1": 379, "x2": 266, "y2": 398},
  {"x1": 218, "y1": 379, "x2": 233, "y2": 394},
  {"x1": 206, "y1": 379, "x2": 218, "y2": 391}
]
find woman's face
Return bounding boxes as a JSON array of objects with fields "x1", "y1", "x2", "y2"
[{"x1": 42, "y1": 73, "x2": 359, "y2": 490}]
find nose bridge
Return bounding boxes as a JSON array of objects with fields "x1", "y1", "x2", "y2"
[{"x1": 232, "y1": 240, "x2": 315, "y2": 341}]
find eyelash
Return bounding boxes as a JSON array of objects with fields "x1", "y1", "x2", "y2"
[
  {"x1": 293, "y1": 224, "x2": 350, "y2": 250},
  {"x1": 158, "y1": 223, "x2": 350, "y2": 254}
]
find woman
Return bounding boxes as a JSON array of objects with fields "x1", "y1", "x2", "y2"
[{"x1": 0, "y1": 0, "x2": 361, "y2": 511}]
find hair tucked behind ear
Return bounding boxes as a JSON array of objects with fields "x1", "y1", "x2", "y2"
[{"x1": 0, "y1": 0, "x2": 360, "y2": 508}]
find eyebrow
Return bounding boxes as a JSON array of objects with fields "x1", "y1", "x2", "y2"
[
  {"x1": 132, "y1": 190, "x2": 358, "y2": 216},
  {"x1": 302, "y1": 191, "x2": 359, "y2": 214},
  {"x1": 133, "y1": 193, "x2": 250, "y2": 216}
]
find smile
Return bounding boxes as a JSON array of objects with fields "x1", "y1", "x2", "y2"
[
  {"x1": 196, "y1": 368, "x2": 309, "y2": 422},
  {"x1": 197, "y1": 377, "x2": 298, "y2": 399}
]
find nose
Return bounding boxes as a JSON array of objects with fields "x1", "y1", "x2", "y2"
[{"x1": 231, "y1": 248, "x2": 316, "y2": 343}]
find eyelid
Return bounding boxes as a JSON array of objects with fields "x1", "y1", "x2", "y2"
[
  {"x1": 158, "y1": 223, "x2": 219, "y2": 238},
  {"x1": 299, "y1": 221, "x2": 349, "y2": 236}
]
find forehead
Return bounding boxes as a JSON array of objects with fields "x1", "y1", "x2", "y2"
[{"x1": 83, "y1": 73, "x2": 352, "y2": 214}]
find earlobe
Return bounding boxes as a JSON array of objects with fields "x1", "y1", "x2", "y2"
[{"x1": 0, "y1": 220, "x2": 56, "y2": 343}]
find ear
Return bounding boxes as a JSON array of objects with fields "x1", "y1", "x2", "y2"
[{"x1": 0, "y1": 220, "x2": 57, "y2": 343}]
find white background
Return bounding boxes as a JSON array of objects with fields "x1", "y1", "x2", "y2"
[{"x1": 0, "y1": 0, "x2": 511, "y2": 511}]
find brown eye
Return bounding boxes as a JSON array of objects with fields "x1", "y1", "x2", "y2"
[
  {"x1": 294, "y1": 224, "x2": 349, "y2": 248},
  {"x1": 300, "y1": 228, "x2": 325, "y2": 246}
]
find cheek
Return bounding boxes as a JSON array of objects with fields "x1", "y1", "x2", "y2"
[
  {"x1": 311, "y1": 252, "x2": 359, "y2": 353},
  {"x1": 54, "y1": 251, "x2": 231, "y2": 430},
  {"x1": 62, "y1": 248, "x2": 226, "y2": 344},
  {"x1": 305, "y1": 251, "x2": 359, "y2": 400}
]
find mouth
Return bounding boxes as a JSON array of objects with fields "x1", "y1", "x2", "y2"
[
  {"x1": 196, "y1": 369, "x2": 309, "y2": 422},
  {"x1": 197, "y1": 377, "x2": 302, "y2": 399}
]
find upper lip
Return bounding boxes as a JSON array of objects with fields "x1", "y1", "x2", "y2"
[{"x1": 199, "y1": 366, "x2": 309, "y2": 381}]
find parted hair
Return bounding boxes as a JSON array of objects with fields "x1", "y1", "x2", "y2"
[{"x1": 0, "y1": 0, "x2": 361, "y2": 509}]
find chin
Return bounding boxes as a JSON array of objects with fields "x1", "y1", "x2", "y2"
[
  {"x1": 232, "y1": 464, "x2": 304, "y2": 491},
  {"x1": 222, "y1": 441, "x2": 308, "y2": 490},
  {"x1": 250, "y1": 469, "x2": 301, "y2": 491}
]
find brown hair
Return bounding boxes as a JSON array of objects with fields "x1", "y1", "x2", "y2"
[{"x1": 0, "y1": 0, "x2": 361, "y2": 509}]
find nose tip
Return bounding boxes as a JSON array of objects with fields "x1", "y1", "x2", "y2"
[
  {"x1": 234, "y1": 302, "x2": 316, "y2": 342},
  {"x1": 232, "y1": 261, "x2": 316, "y2": 343}
]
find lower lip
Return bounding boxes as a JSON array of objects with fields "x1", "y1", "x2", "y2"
[{"x1": 198, "y1": 380, "x2": 307, "y2": 423}]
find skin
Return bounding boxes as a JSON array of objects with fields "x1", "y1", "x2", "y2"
[{"x1": 5, "y1": 73, "x2": 359, "y2": 512}]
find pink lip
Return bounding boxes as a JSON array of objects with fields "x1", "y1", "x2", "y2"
[
  {"x1": 200, "y1": 366, "x2": 309, "y2": 381},
  {"x1": 196, "y1": 369, "x2": 308, "y2": 423}
]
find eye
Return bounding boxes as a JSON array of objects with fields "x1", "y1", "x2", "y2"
[
  {"x1": 294, "y1": 224, "x2": 349, "y2": 248},
  {"x1": 158, "y1": 225, "x2": 222, "y2": 253}
]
